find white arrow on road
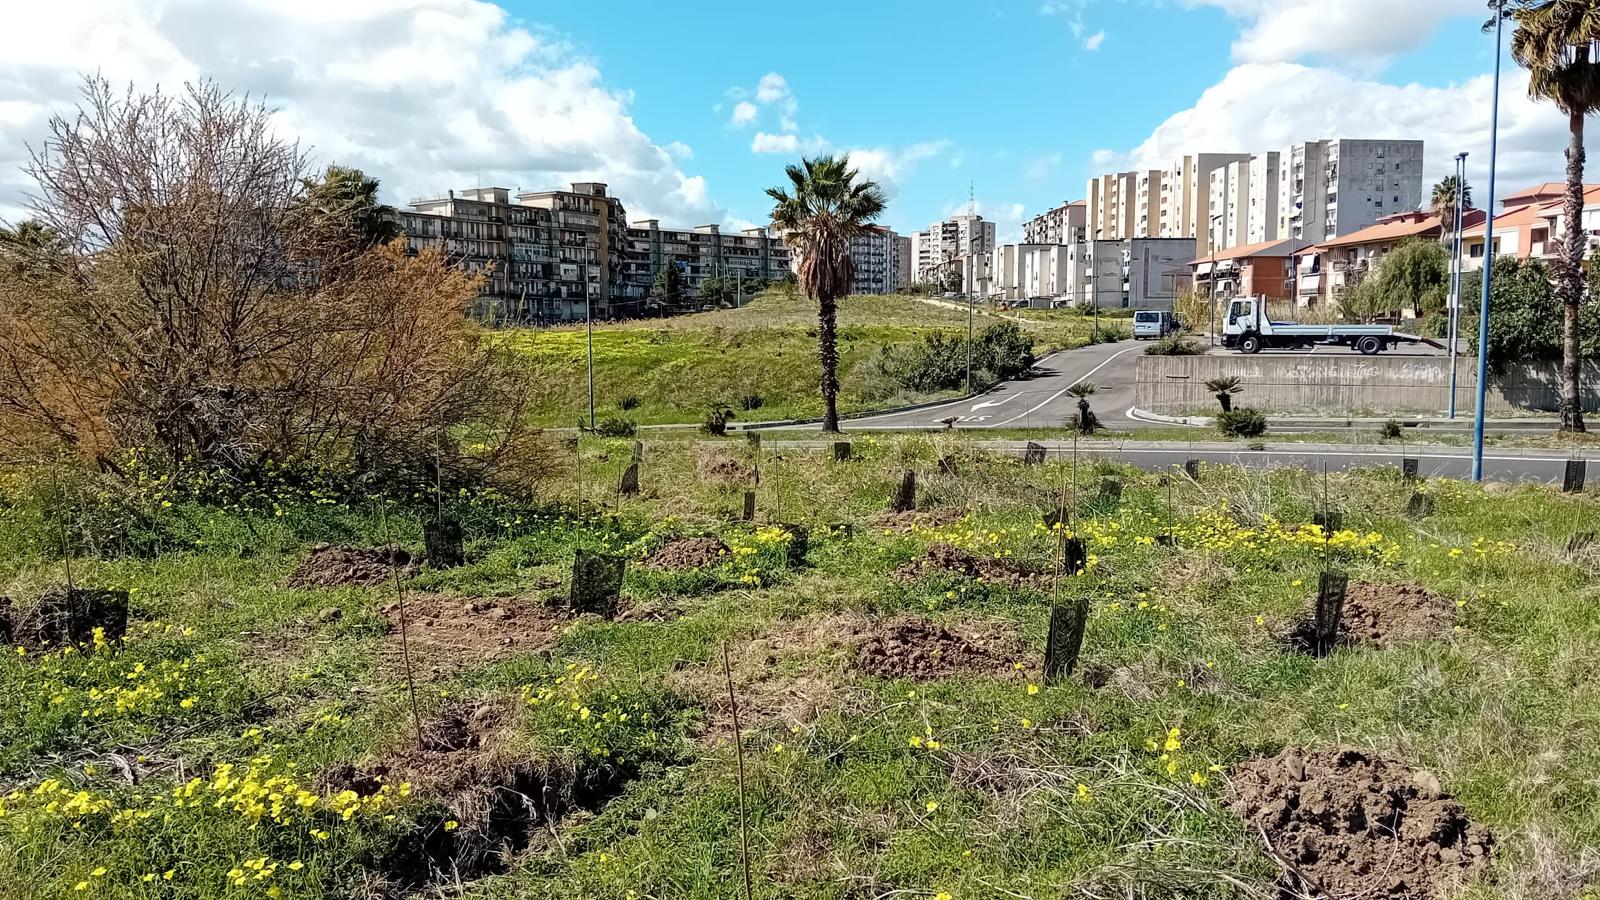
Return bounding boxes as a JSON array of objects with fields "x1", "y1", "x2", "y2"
[{"x1": 969, "y1": 395, "x2": 1017, "y2": 412}]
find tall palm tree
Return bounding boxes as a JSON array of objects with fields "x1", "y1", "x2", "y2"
[
  {"x1": 1505, "y1": 0, "x2": 1600, "y2": 432},
  {"x1": 1430, "y1": 175, "x2": 1472, "y2": 245},
  {"x1": 767, "y1": 155, "x2": 887, "y2": 433},
  {"x1": 300, "y1": 165, "x2": 401, "y2": 248}
]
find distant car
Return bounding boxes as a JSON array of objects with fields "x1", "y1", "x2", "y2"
[
  {"x1": 940, "y1": 292, "x2": 959, "y2": 299},
  {"x1": 1132, "y1": 310, "x2": 1179, "y2": 340}
]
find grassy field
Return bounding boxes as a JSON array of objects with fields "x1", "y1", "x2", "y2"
[
  {"x1": 498, "y1": 290, "x2": 1120, "y2": 427},
  {"x1": 2, "y1": 437, "x2": 1599, "y2": 899}
]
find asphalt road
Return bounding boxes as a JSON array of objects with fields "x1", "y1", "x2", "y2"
[{"x1": 831, "y1": 335, "x2": 1456, "y2": 432}]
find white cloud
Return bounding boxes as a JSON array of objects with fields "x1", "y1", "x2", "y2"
[
  {"x1": 751, "y1": 132, "x2": 828, "y2": 155},
  {"x1": 665, "y1": 141, "x2": 693, "y2": 161},
  {"x1": 941, "y1": 197, "x2": 1028, "y2": 244},
  {"x1": 730, "y1": 101, "x2": 758, "y2": 127},
  {"x1": 844, "y1": 141, "x2": 953, "y2": 194},
  {"x1": 755, "y1": 73, "x2": 790, "y2": 105},
  {"x1": 1024, "y1": 152, "x2": 1064, "y2": 180},
  {"x1": 0, "y1": 0, "x2": 723, "y2": 226},
  {"x1": 1082, "y1": 30, "x2": 1106, "y2": 51},
  {"x1": 1117, "y1": 62, "x2": 1593, "y2": 196},
  {"x1": 1182, "y1": 0, "x2": 1479, "y2": 65}
]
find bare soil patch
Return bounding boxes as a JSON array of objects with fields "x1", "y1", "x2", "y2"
[
  {"x1": 697, "y1": 451, "x2": 756, "y2": 484},
  {"x1": 321, "y1": 700, "x2": 634, "y2": 889},
  {"x1": 1289, "y1": 581, "x2": 1457, "y2": 652},
  {"x1": 855, "y1": 615, "x2": 1026, "y2": 680},
  {"x1": 870, "y1": 506, "x2": 968, "y2": 533},
  {"x1": 1225, "y1": 746, "x2": 1494, "y2": 899},
  {"x1": 640, "y1": 536, "x2": 731, "y2": 571},
  {"x1": 289, "y1": 545, "x2": 419, "y2": 589},
  {"x1": 893, "y1": 542, "x2": 1039, "y2": 589},
  {"x1": 380, "y1": 595, "x2": 564, "y2": 679}
]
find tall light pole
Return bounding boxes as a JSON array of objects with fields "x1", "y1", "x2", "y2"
[
  {"x1": 1473, "y1": 1, "x2": 1507, "y2": 482},
  {"x1": 1449, "y1": 151, "x2": 1468, "y2": 419},
  {"x1": 585, "y1": 290, "x2": 596, "y2": 429}
]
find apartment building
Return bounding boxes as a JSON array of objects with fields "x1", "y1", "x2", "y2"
[
  {"x1": 1135, "y1": 170, "x2": 1164, "y2": 240},
  {"x1": 1208, "y1": 160, "x2": 1254, "y2": 252},
  {"x1": 895, "y1": 234, "x2": 912, "y2": 289},
  {"x1": 1184, "y1": 153, "x2": 1253, "y2": 256},
  {"x1": 1022, "y1": 200, "x2": 1088, "y2": 245},
  {"x1": 1279, "y1": 140, "x2": 1424, "y2": 243},
  {"x1": 1247, "y1": 152, "x2": 1281, "y2": 244},
  {"x1": 845, "y1": 226, "x2": 908, "y2": 294},
  {"x1": 911, "y1": 214, "x2": 996, "y2": 284},
  {"x1": 402, "y1": 181, "x2": 789, "y2": 323},
  {"x1": 624, "y1": 221, "x2": 792, "y2": 302},
  {"x1": 402, "y1": 182, "x2": 632, "y2": 323},
  {"x1": 1062, "y1": 238, "x2": 1197, "y2": 309}
]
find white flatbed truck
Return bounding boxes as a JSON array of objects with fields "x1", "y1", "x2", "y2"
[{"x1": 1221, "y1": 296, "x2": 1441, "y2": 355}]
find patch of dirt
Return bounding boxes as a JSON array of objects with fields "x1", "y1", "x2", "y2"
[
  {"x1": 1225, "y1": 746, "x2": 1494, "y2": 900},
  {"x1": 380, "y1": 595, "x2": 564, "y2": 679},
  {"x1": 855, "y1": 616, "x2": 1025, "y2": 679},
  {"x1": 0, "y1": 587, "x2": 129, "y2": 650},
  {"x1": 697, "y1": 451, "x2": 756, "y2": 484},
  {"x1": 640, "y1": 537, "x2": 731, "y2": 571},
  {"x1": 1289, "y1": 581, "x2": 1457, "y2": 652},
  {"x1": 870, "y1": 506, "x2": 968, "y2": 533},
  {"x1": 320, "y1": 701, "x2": 636, "y2": 890},
  {"x1": 893, "y1": 542, "x2": 1039, "y2": 588},
  {"x1": 289, "y1": 545, "x2": 419, "y2": 589}
]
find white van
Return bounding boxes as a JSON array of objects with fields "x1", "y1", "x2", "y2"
[{"x1": 1132, "y1": 310, "x2": 1178, "y2": 340}]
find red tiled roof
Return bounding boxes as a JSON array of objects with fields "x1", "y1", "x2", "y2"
[
  {"x1": 1312, "y1": 215, "x2": 1444, "y2": 250},
  {"x1": 1190, "y1": 238, "x2": 1307, "y2": 264}
]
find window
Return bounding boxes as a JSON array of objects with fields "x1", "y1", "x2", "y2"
[{"x1": 1469, "y1": 243, "x2": 1485, "y2": 259}]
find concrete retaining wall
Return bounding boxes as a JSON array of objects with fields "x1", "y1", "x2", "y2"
[{"x1": 1136, "y1": 355, "x2": 1600, "y2": 416}]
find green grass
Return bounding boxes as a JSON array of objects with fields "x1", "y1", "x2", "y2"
[
  {"x1": 3, "y1": 438, "x2": 1599, "y2": 898},
  {"x1": 497, "y1": 290, "x2": 1117, "y2": 427}
]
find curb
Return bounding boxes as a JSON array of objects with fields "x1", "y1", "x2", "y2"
[{"x1": 1128, "y1": 407, "x2": 1570, "y2": 433}]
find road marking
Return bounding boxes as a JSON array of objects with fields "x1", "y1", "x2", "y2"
[
  {"x1": 987, "y1": 345, "x2": 1143, "y2": 428},
  {"x1": 970, "y1": 395, "x2": 1017, "y2": 412},
  {"x1": 843, "y1": 349, "x2": 1072, "y2": 424}
]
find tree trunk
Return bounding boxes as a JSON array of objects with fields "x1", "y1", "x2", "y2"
[
  {"x1": 1218, "y1": 393, "x2": 1233, "y2": 413},
  {"x1": 1560, "y1": 110, "x2": 1587, "y2": 432},
  {"x1": 818, "y1": 292, "x2": 841, "y2": 433}
]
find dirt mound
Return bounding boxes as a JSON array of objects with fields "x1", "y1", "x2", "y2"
[
  {"x1": 322, "y1": 701, "x2": 633, "y2": 887},
  {"x1": 855, "y1": 616, "x2": 1025, "y2": 679},
  {"x1": 893, "y1": 542, "x2": 1037, "y2": 588},
  {"x1": 640, "y1": 537, "x2": 731, "y2": 571},
  {"x1": 697, "y1": 452, "x2": 756, "y2": 484},
  {"x1": 871, "y1": 506, "x2": 968, "y2": 533},
  {"x1": 1290, "y1": 582, "x2": 1457, "y2": 652},
  {"x1": 1225, "y1": 746, "x2": 1494, "y2": 899},
  {"x1": 289, "y1": 544, "x2": 419, "y2": 589},
  {"x1": 380, "y1": 595, "x2": 563, "y2": 679}
]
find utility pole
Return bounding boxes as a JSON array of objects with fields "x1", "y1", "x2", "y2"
[
  {"x1": 1449, "y1": 151, "x2": 1468, "y2": 419},
  {"x1": 585, "y1": 289, "x2": 596, "y2": 429},
  {"x1": 1473, "y1": 2, "x2": 1506, "y2": 482}
]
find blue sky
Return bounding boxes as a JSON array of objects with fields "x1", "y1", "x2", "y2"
[{"x1": 0, "y1": 1, "x2": 1586, "y2": 241}]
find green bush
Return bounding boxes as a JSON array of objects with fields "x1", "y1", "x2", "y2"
[
  {"x1": 701, "y1": 404, "x2": 735, "y2": 436},
  {"x1": 973, "y1": 321, "x2": 1036, "y2": 381},
  {"x1": 1086, "y1": 326, "x2": 1124, "y2": 345},
  {"x1": 594, "y1": 416, "x2": 637, "y2": 438},
  {"x1": 1144, "y1": 335, "x2": 1202, "y2": 356},
  {"x1": 1217, "y1": 407, "x2": 1267, "y2": 437},
  {"x1": 1380, "y1": 419, "x2": 1403, "y2": 439}
]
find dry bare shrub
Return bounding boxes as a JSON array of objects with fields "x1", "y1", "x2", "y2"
[{"x1": 0, "y1": 76, "x2": 547, "y2": 494}]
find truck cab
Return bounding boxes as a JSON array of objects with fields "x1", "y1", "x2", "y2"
[{"x1": 1132, "y1": 310, "x2": 1177, "y2": 340}]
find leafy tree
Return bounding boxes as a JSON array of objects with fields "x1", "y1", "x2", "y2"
[
  {"x1": 1373, "y1": 239, "x2": 1451, "y2": 319},
  {"x1": 1430, "y1": 175, "x2": 1473, "y2": 243},
  {"x1": 973, "y1": 321, "x2": 1036, "y2": 381},
  {"x1": 650, "y1": 262, "x2": 686, "y2": 309},
  {"x1": 767, "y1": 155, "x2": 887, "y2": 433},
  {"x1": 1338, "y1": 275, "x2": 1392, "y2": 323},
  {"x1": 698, "y1": 274, "x2": 733, "y2": 307},
  {"x1": 1506, "y1": 0, "x2": 1600, "y2": 430},
  {"x1": 1204, "y1": 376, "x2": 1243, "y2": 412},
  {"x1": 1461, "y1": 256, "x2": 1569, "y2": 370},
  {"x1": 298, "y1": 165, "x2": 400, "y2": 249}
]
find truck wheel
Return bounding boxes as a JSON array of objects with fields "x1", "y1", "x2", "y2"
[
  {"x1": 1356, "y1": 335, "x2": 1382, "y2": 355},
  {"x1": 1240, "y1": 334, "x2": 1263, "y2": 354}
]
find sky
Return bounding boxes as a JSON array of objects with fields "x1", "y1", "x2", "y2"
[{"x1": 0, "y1": 0, "x2": 1593, "y2": 243}]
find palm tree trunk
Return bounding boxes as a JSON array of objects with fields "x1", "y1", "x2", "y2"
[
  {"x1": 1560, "y1": 109, "x2": 1587, "y2": 432},
  {"x1": 818, "y1": 292, "x2": 841, "y2": 433},
  {"x1": 1218, "y1": 393, "x2": 1232, "y2": 413}
]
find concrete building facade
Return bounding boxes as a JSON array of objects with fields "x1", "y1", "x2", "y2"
[
  {"x1": 1279, "y1": 140, "x2": 1424, "y2": 243},
  {"x1": 845, "y1": 226, "x2": 909, "y2": 294},
  {"x1": 624, "y1": 221, "x2": 792, "y2": 304},
  {"x1": 911, "y1": 214, "x2": 996, "y2": 284},
  {"x1": 1247, "y1": 152, "x2": 1281, "y2": 245},
  {"x1": 1022, "y1": 200, "x2": 1088, "y2": 245}
]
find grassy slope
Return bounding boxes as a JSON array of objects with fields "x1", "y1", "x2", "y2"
[
  {"x1": 4, "y1": 439, "x2": 1599, "y2": 898},
  {"x1": 497, "y1": 291, "x2": 1115, "y2": 427}
]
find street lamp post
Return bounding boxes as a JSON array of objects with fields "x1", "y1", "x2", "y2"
[
  {"x1": 1449, "y1": 151, "x2": 1468, "y2": 419},
  {"x1": 1472, "y1": 3, "x2": 1506, "y2": 482}
]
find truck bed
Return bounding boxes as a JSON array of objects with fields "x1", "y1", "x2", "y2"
[{"x1": 1268, "y1": 324, "x2": 1395, "y2": 337}]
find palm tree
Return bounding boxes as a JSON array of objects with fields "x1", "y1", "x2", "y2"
[
  {"x1": 300, "y1": 165, "x2": 401, "y2": 248},
  {"x1": 1430, "y1": 175, "x2": 1472, "y2": 245},
  {"x1": 1505, "y1": 0, "x2": 1600, "y2": 432},
  {"x1": 1067, "y1": 382, "x2": 1098, "y2": 435},
  {"x1": 1204, "y1": 376, "x2": 1244, "y2": 412},
  {"x1": 767, "y1": 155, "x2": 888, "y2": 432}
]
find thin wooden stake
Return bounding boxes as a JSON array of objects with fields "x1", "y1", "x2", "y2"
[
  {"x1": 381, "y1": 507, "x2": 424, "y2": 747},
  {"x1": 722, "y1": 641, "x2": 754, "y2": 900}
]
